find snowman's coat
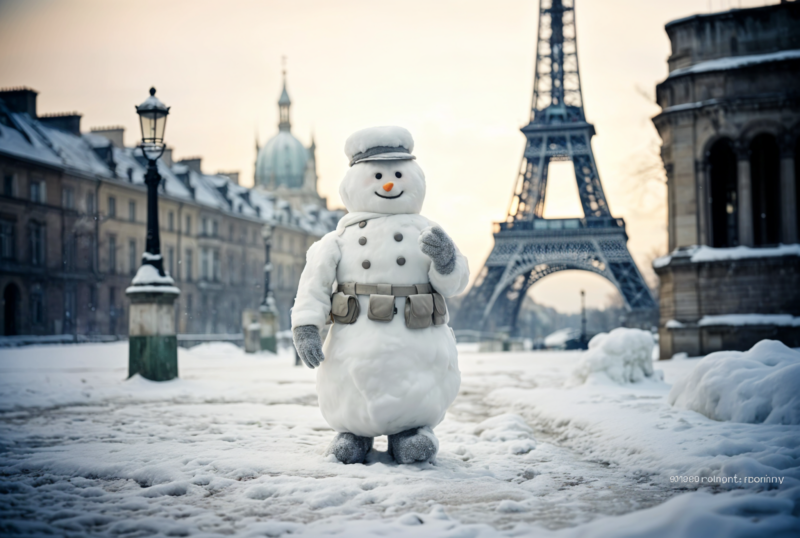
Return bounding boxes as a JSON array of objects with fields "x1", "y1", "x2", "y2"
[{"x1": 292, "y1": 211, "x2": 469, "y2": 438}]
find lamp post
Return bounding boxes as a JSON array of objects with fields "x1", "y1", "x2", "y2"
[
  {"x1": 126, "y1": 87, "x2": 180, "y2": 381},
  {"x1": 137, "y1": 87, "x2": 169, "y2": 274},
  {"x1": 259, "y1": 224, "x2": 279, "y2": 353},
  {"x1": 580, "y1": 289, "x2": 587, "y2": 349}
]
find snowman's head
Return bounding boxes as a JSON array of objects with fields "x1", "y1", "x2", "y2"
[{"x1": 339, "y1": 126, "x2": 426, "y2": 215}]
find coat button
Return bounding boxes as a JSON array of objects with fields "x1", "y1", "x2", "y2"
[
  {"x1": 394, "y1": 233, "x2": 403, "y2": 242},
  {"x1": 362, "y1": 260, "x2": 371, "y2": 269},
  {"x1": 396, "y1": 256, "x2": 406, "y2": 266},
  {"x1": 359, "y1": 221, "x2": 367, "y2": 228},
  {"x1": 359, "y1": 237, "x2": 367, "y2": 245}
]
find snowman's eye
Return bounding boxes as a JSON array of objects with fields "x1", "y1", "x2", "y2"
[
  {"x1": 375, "y1": 173, "x2": 382, "y2": 180},
  {"x1": 395, "y1": 172, "x2": 402, "y2": 178}
]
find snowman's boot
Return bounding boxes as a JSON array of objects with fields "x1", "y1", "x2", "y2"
[
  {"x1": 327, "y1": 432, "x2": 373, "y2": 464},
  {"x1": 388, "y1": 426, "x2": 439, "y2": 464}
]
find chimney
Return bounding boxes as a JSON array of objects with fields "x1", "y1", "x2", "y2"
[
  {"x1": 161, "y1": 147, "x2": 174, "y2": 167},
  {"x1": 90, "y1": 126, "x2": 125, "y2": 147},
  {"x1": 0, "y1": 87, "x2": 38, "y2": 116},
  {"x1": 218, "y1": 171, "x2": 240, "y2": 185},
  {"x1": 178, "y1": 157, "x2": 202, "y2": 174},
  {"x1": 39, "y1": 112, "x2": 82, "y2": 135}
]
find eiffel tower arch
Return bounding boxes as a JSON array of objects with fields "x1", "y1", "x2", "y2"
[{"x1": 455, "y1": 0, "x2": 656, "y2": 336}]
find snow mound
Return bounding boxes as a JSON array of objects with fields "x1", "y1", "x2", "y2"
[
  {"x1": 570, "y1": 328, "x2": 656, "y2": 385},
  {"x1": 474, "y1": 414, "x2": 536, "y2": 454},
  {"x1": 669, "y1": 340, "x2": 800, "y2": 425}
]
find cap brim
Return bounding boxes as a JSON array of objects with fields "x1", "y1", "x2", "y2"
[{"x1": 354, "y1": 153, "x2": 416, "y2": 164}]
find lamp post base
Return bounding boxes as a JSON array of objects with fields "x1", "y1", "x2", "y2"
[
  {"x1": 129, "y1": 334, "x2": 178, "y2": 380},
  {"x1": 259, "y1": 303, "x2": 279, "y2": 354},
  {"x1": 127, "y1": 288, "x2": 179, "y2": 381}
]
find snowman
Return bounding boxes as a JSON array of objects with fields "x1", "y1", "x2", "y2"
[{"x1": 292, "y1": 126, "x2": 470, "y2": 465}]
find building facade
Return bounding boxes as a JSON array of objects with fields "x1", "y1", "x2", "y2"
[
  {"x1": 652, "y1": 2, "x2": 800, "y2": 358},
  {"x1": 0, "y1": 87, "x2": 341, "y2": 339}
]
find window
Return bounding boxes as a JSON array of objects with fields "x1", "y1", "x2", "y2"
[
  {"x1": 168, "y1": 211, "x2": 174, "y2": 232},
  {"x1": 29, "y1": 222, "x2": 45, "y2": 266},
  {"x1": 62, "y1": 187, "x2": 74, "y2": 210},
  {"x1": 185, "y1": 215, "x2": 192, "y2": 235},
  {"x1": 108, "y1": 235, "x2": 117, "y2": 274},
  {"x1": 212, "y1": 220, "x2": 218, "y2": 237},
  {"x1": 213, "y1": 249, "x2": 220, "y2": 281},
  {"x1": 30, "y1": 289, "x2": 44, "y2": 325},
  {"x1": 30, "y1": 180, "x2": 45, "y2": 203},
  {"x1": 64, "y1": 288, "x2": 76, "y2": 333},
  {"x1": 64, "y1": 233, "x2": 76, "y2": 271},
  {"x1": 3, "y1": 174, "x2": 15, "y2": 197},
  {"x1": 0, "y1": 219, "x2": 15, "y2": 259},
  {"x1": 128, "y1": 200, "x2": 136, "y2": 222},
  {"x1": 201, "y1": 248, "x2": 210, "y2": 280},
  {"x1": 129, "y1": 239, "x2": 137, "y2": 274},
  {"x1": 108, "y1": 196, "x2": 116, "y2": 218},
  {"x1": 109, "y1": 286, "x2": 117, "y2": 334},
  {"x1": 202, "y1": 217, "x2": 208, "y2": 236},
  {"x1": 185, "y1": 248, "x2": 193, "y2": 282},
  {"x1": 89, "y1": 286, "x2": 97, "y2": 312},
  {"x1": 86, "y1": 192, "x2": 95, "y2": 215},
  {"x1": 167, "y1": 246, "x2": 174, "y2": 276},
  {"x1": 229, "y1": 224, "x2": 234, "y2": 241}
]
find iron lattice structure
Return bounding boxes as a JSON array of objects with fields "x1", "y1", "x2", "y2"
[{"x1": 455, "y1": 0, "x2": 656, "y2": 336}]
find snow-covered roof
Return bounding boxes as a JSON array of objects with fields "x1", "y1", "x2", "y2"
[
  {"x1": 653, "y1": 244, "x2": 800, "y2": 268},
  {"x1": 0, "y1": 103, "x2": 342, "y2": 237},
  {"x1": 668, "y1": 49, "x2": 800, "y2": 79}
]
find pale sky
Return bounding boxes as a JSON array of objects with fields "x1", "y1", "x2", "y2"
[{"x1": 0, "y1": 0, "x2": 775, "y2": 313}]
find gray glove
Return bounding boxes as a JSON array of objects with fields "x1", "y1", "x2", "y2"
[
  {"x1": 419, "y1": 226, "x2": 456, "y2": 275},
  {"x1": 293, "y1": 325, "x2": 324, "y2": 369}
]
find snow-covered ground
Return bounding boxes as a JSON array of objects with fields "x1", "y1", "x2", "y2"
[{"x1": 0, "y1": 341, "x2": 798, "y2": 537}]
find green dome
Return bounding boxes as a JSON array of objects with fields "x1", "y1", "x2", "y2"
[
  {"x1": 255, "y1": 76, "x2": 309, "y2": 190},
  {"x1": 255, "y1": 131, "x2": 308, "y2": 189}
]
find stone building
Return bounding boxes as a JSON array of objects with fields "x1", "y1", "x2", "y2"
[
  {"x1": 0, "y1": 87, "x2": 341, "y2": 338},
  {"x1": 652, "y1": 1, "x2": 800, "y2": 358}
]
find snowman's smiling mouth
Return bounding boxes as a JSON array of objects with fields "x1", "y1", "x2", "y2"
[{"x1": 375, "y1": 191, "x2": 404, "y2": 200}]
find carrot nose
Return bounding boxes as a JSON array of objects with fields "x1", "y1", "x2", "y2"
[{"x1": 382, "y1": 182, "x2": 394, "y2": 192}]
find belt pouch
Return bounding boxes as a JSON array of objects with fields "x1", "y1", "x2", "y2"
[
  {"x1": 405, "y1": 294, "x2": 433, "y2": 329},
  {"x1": 368, "y1": 293, "x2": 395, "y2": 322},
  {"x1": 432, "y1": 292, "x2": 447, "y2": 326},
  {"x1": 331, "y1": 291, "x2": 359, "y2": 324}
]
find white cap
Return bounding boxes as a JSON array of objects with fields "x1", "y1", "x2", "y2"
[{"x1": 344, "y1": 126, "x2": 416, "y2": 167}]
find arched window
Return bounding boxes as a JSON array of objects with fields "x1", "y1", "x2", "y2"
[
  {"x1": 750, "y1": 134, "x2": 781, "y2": 246},
  {"x1": 707, "y1": 138, "x2": 738, "y2": 248}
]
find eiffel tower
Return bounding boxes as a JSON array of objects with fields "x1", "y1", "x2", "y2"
[{"x1": 455, "y1": 0, "x2": 656, "y2": 336}]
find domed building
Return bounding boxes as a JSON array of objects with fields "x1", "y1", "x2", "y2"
[{"x1": 254, "y1": 75, "x2": 327, "y2": 209}]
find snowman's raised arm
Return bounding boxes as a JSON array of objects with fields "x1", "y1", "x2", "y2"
[
  {"x1": 291, "y1": 232, "x2": 342, "y2": 331},
  {"x1": 420, "y1": 223, "x2": 470, "y2": 298}
]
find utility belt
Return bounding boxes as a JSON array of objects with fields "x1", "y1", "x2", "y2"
[{"x1": 330, "y1": 282, "x2": 447, "y2": 329}]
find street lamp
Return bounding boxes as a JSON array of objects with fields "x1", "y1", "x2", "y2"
[
  {"x1": 135, "y1": 87, "x2": 170, "y2": 275},
  {"x1": 126, "y1": 87, "x2": 179, "y2": 382},
  {"x1": 259, "y1": 223, "x2": 279, "y2": 353}
]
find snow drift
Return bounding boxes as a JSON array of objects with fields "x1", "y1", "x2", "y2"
[
  {"x1": 669, "y1": 340, "x2": 800, "y2": 425},
  {"x1": 570, "y1": 328, "x2": 656, "y2": 385}
]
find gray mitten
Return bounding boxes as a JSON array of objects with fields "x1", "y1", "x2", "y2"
[
  {"x1": 419, "y1": 226, "x2": 456, "y2": 275},
  {"x1": 293, "y1": 325, "x2": 324, "y2": 369}
]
